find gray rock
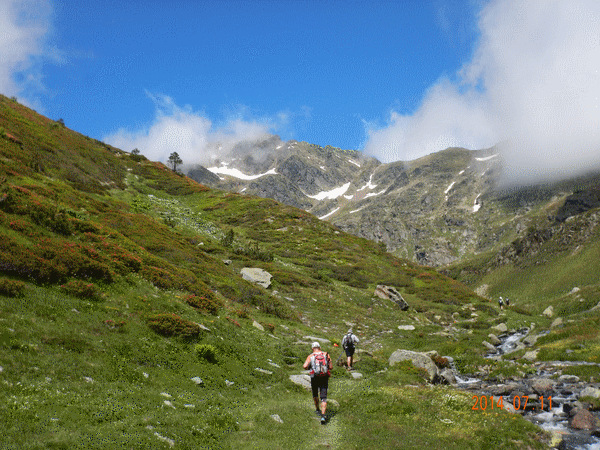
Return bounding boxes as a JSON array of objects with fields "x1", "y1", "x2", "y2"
[
  {"x1": 398, "y1": 325, "x2": 415, "y2": 331},
  {"x1": 522, "y1": 349, "x2": 539, "y2": 361},
  {"x1": 191, "y1": 376, "x2": 203, "y2": 385},
  {"x1": 482, "y1": 341, "x2": 497, "y2": 352},
  {"x1": 491, "y1": 323, "x2": 508, "y2": 333},
  {"x1": 253, "y1": 321, "x2": 265, "y2": 331},
  {"x1": 439, "y1": 368, "x2": 456, "y2": 385},
  {"x1": 351, "y1": 372, "x2": 363, "y2": 379},
  {"x1": 255, "y1": 368, "x2": 273, "y2": 375},
  {"x1": 374, "y1": 285, "x2": 409, "y2": 310},
  {"x1": 289, "y1": 374, "x2": 311, "y2": 390},
  {"x1": 542, "y1": 306, "x2": 554, "y2": 317},
  {"x1": 531, "y1": 378, "x2": 556, "y2": 395},
  {"x1": 241, "y1": 268, "x2": 273, "y2": 288},
  {"x1": 487, "y1": 334, "x2": 501, "y2": 346},
  {"x1": 550, "y1": 317, "x2": 563, "y2": 328},
  {"x1": 302, "y1": 336, "x2": 331, "y2": 345},
  {"x1": 580, "y1": 387, "x2": 600, "y2": 399},
  {"x1": 558, "y1": 375, "x2": 580, "y2": 384},
  {"x1": 270, "y1": 414, "x2": 284, "y2": 424},
  {"x1": 388, "y1": 349, "x2": 438, "y2": 382}
]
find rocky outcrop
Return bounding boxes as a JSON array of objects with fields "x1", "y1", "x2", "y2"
[{"x1": 374, "y1": 285, "x2": 409, "y2": 310}]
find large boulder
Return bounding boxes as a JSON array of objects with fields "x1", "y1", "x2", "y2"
[
  {"x1": 374, "y1": 285, "x2": 409, "y2": 311},
  {"x1": 241, "y1": 268, "x2": 272, "y2": 288},
  {"x1": 571, "y1": 409, "x2": 599, "y2": 430},
  {"x1": 388, "y1": 349, "x2": 438, "y2": 382}
]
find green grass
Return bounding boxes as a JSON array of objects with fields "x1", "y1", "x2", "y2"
[{"x1": 0, "y1": 93, "x2": 569, "y2": 449}]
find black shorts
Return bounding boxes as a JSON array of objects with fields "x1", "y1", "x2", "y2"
[
  {"x1": 311, "y1": 376, "x2": 329, "y2": 401},
  {"x1": 344, "y1": 346, "x2": 355, "y2": 357}
]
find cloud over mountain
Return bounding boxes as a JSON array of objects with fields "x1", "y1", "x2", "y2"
[
  {"x1": 0, "y1": 0, "x2": 56, "y2": 106},
  {"x1": 364, "y1": 0, "x2": 600, "y2": 183},
  {"x1": 104, "y1": 92, "x2": 275, "y2": 164}
]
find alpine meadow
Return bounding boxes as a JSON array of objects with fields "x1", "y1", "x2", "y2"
[{"x1": 2, "y1": 93, "x2": 600, "y2": 450}]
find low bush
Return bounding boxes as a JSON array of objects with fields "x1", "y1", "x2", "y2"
[
  {"x1": 147, "y1": 313, "x2": 200, "y2": 337},
  {"x1": 0, "y1": 278, "x2": 26, "y2": 297},
  {"x1": 184, "y1": 294, "x2": 222, "y2": 315},
  {"x1": 194, "y1": 343, "x2": 217, "y2": 363},
  {"x1": 60, "y1": 279, "x2": 101, "y2": 300}
]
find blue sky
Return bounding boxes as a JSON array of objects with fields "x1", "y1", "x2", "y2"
[{"x1": 1, "y1": 0, "x2": 599, "y2": 181}]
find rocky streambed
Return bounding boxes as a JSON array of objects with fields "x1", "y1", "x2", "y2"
[{"x1": 460, "y1": 328, "x2": 600, "y2": 450}]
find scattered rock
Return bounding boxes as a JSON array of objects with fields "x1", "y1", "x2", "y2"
[
  {"x1": 388, "y1": 349, "x2": 438, "y2": 382},
  {"x1": 487, "y1": 334, "x2": 501, "y2": 346},
  {"x1": 542, "y1": 306, "x2": 554, "y2": 317},
  {"x1": 374, "y1": 285, "x2": 409, "y2": 310},
  {"x1": 255, "y1": 368, "x2": 273, "y2": 375},
  {"x1": 351, "y1": 372, "x2": 363, "y2": 379},
  {"x1": 270, "y1": 414, "x2": 284, "y2": 424},
  {"x1": 241, "y1": 268, "x2": 272, "y2": 288},
  {"x1": 225, "y1": 380, "x2": 235, "y2": 387},
  {"x1": 223, "y1": 259, "x2": 232, "y2": 265},
  {"x1": 580, "y1": 387, "x2": 600, "y2": 400},
  {"x1": 551, "y1": 318, "x2": 563, "y2": 328},
  {"x1": 253, "y1": 321, "x2": 265, "y2": 331},
  {"x1": 154, "y1": 432, "x2": 175, "y2": 448},
  {"x1": 532, "y1": 378, "x2": 556, "y2": 395},
  {"x1": 571, "y1": 409, "x2": 599, "y2": 430},
  {"x1": 83, "y1": 377, "x2": 94, "y2": 383},
  {"x1": 491, "y1": 323, "x2": 508, "y2": 333},
  {"x1": 302, "y1": 336, "x2": 331, "y2": 345},
  {"x1": 163, "y1": 400, "x2": 175, "y2": 409},
  {"x1": 191, "y1": 376, "x2": 203, "y2": 385},
  {"x1": 482, "y1": 341, "x2": 497, "y2": 352},
  {"x1": 559, "y1": 375, "x2": 580, "y2": 384},
  {"x1": 522, "y1": 350, "x2": 539, "y2": 361},
  {"x1": 398, "y1": 325, "x2": 415, "y2": 331},
  {"x1": 289, "y1": 374, "x2": 311, "y2": 390},
  {"x1": 439, "y1": 368, "x2": 456, "y2": 385}
]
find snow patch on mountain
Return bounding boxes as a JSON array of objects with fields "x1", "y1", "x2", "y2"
[
  {"x1": 319, "y1": 207, "x2": 340, "y2": 219},
  {"x1": 475, "y1": 154, "x2": 498, "y2": 162},
  {"x1": 307, "y1": 182, "x2": 351, "y2": 200},
  {"x1": 358, "y1": 174, "x2": 377, "y2": 192},
  {"x1": 365, "y1": 189, "x2": 386, "y2": 198},
  {"x1": 207, "y1": 166, "x2": 278, "y2": 180},
  {"x1": 348, "y1": 159, "x2": 361, "y2": 167}
]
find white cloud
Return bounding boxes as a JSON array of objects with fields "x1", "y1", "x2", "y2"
[
  {"x1": 0, "y1": 0, "x2": 56, "y2": 105},
  {"x1": 364, "y1": 0, "x2": 600, "y2": 184},
  {"x1": 104, "y1": 92, "x2": 277, "y2": 164}
]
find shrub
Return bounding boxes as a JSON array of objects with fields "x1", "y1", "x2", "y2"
[
  {"x1": 432, "y1": 355, "x2": 449, "y2": 368},
  {"x1": 0, "y1": 278, "x2": 26, "y2": 297},
  {"x1": 194, "y1": 343, "x2": 217, "y2": 363},
  {"x1": 147, "y1": 313, "x2": 200, "y2": 337},
  {"x1": 185, "y1": 294, "x2": 222, "y2": 315},
  {"x1": 60, "y1": 279, "x2": 101, "y2": 300}
]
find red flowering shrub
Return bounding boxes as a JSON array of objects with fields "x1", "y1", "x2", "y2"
[
  {"x1": 184, "y1": 294, "x2": 222, "y2": 315},
  {"x1": 0, "y1": 278, "x2": 26, "y2": 297},
  {"x1": 146, "y1": 313, "x2": 200, "y2": 337},
  {"x1": 226, "y1": 316, "x2": 241, "y2": 327},
  {"x1": 60, "y1": 279, "x2": 101, "y2": 300}
]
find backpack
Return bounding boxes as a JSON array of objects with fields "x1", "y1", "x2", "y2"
[
  {"x1": 311, "y1": 351, "x2": 330, "y2": 377},
  {"x1": 342, "y1": 333, "x2": 355, "y2": 350}
]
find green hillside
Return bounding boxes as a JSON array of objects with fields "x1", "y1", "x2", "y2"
[{"x1": 0, "y1": 94, "x2": 570, "y2": 448}]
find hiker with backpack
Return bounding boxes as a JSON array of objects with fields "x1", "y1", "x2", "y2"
[
  {"x1": 303, "y1": 342, "x2": 333, "y2": 424},
  {"x1": 341, "y1": 330, "x2": 359, "y2": 371}
]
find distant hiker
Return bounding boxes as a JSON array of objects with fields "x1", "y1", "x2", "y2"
[
  {"x1": 341, "y1": 330, "x2": 359, "y2": 371},
  {"x1": 505, "y1": 298, "x2": 510, "y2": 306},
  {"x1": 303, "y1": 342, "x2": 332, "y2": 425},
  {"x1": 498, "y1": 297, "x2": 504, "y2": 310}
]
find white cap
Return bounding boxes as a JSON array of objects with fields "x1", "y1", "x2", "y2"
[{"x1": 311, "y1": 342, "x2": 320, "y2": 349}]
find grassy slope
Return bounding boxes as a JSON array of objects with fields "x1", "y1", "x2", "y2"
[{"x1": 0, "y1": 94, "x2": 555, "y2": 449}]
